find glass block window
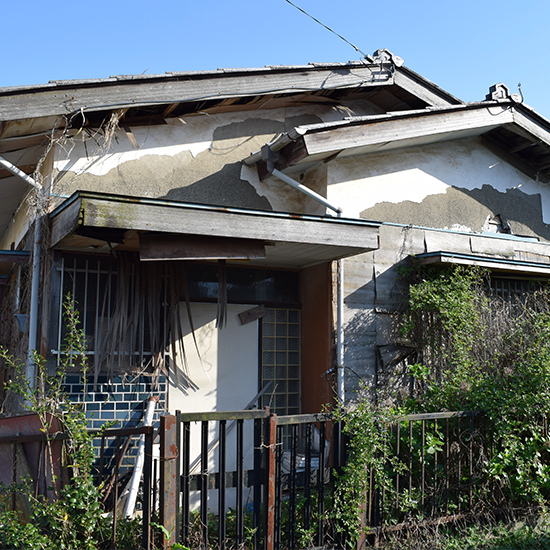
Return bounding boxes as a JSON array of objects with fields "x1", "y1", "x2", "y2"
[{"x1": 260, "y1": 308, "x2": 300, "y2": 416}]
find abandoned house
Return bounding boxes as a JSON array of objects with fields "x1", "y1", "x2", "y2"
[{"x1": 1, "y1": 49, "x2": 550, "y2": 427}]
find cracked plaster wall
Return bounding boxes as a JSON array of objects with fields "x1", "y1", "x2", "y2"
[
  {"x1": 327, "y1": 137, "x2": 550, "y2": 241},
  {"x1": 332, "y1": 138, "x2": 550, "y2": 402},
  {"x1": 51, "y1": 102, "x2": 378, "y2": 214}
]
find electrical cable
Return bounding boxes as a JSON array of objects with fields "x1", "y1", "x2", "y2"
[{"x1": 283, "y1": 0, "x2": 372, "y2": 61}]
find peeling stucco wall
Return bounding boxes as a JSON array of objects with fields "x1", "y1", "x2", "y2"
[
  {"x1": 327, "y1": 137, "x2": 550, "y2": 241},
  {"x1": 51, "y1": 103, "x2": 372, "y2": 214}
]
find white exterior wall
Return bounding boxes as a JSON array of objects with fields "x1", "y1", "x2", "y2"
[{"x1": 327, "y1": 138, "x2": 550, "y2": 226}]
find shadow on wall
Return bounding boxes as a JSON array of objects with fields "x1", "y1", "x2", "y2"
[
  {"x1": 161, "y1": 114, "x2": 323, "y2": 210},
  {"x1": 343, "y1": 255, "x2": 414, "y2": 399},
  {"x1": 162, "y1": 161, "x2": 272, "y2": 209},
  {"x1": 360, "y1": 185, "x2": 550, "y2": 242}
]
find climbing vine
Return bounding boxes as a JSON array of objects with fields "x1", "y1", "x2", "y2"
[{"x1": 333, "y1": 265, "x2": 550, "y2": 547}]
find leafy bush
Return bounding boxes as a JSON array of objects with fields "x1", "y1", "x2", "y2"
[
  {"x1": 332, "y1": 265, "x2": 550, "y2": 547},
  {"x1": 0, "y1": 295, "x2": 141, "y2": 550}
]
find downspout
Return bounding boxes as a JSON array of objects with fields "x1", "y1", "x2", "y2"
[
  {"x1": 260, "y1": 146, "x2": 346, "y2": 409},
  {"x1": 270, "y1": 168, "x2": 343, "y2": 216},
  {"x1": 28, "y1": 217, "x2": 41, "y2": 391},
  {"x1": 1, "y1": 155, "x2": 43, "y2": 391},
  {"x1": 0, "y1": 156, "x2": 42, "y2": 190}
]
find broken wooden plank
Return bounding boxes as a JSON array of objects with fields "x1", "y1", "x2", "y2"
[{"x1": 239, "y1": 305, "x2": 266, "y2": 325}]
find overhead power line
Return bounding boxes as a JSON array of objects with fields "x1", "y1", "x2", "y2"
[{"x1": 283, "y1": 0, "x2": 372, "y2": 61}]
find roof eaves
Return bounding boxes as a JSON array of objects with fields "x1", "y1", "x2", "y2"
[
  {"x1": 0, "y1": 61, "x2": 379, "y2": 95},
  {"x1": 396, "y1": 65, "x2": 464, "y2": 105},
  {"x1": 243, "y1": 101, "x2": 516, "y2": 165}
]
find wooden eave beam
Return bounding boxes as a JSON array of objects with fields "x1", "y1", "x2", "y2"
[
  {"x1": 50, "y1": 193, "x2": 380, "y2": 252},
  {"x1": 301, "y1": 105, "x2": 514, "y2": 157},
  {"x1": 481, "y1": 134, "x2": 550, "y2": 184},
  {"x1": 0, "y1": 66, "x2": 393, "y2": 122},
  {"x1": 394, "y1": 67, "x2": 463, "y2": 107},
  {"x1": 417, "y1": 252, "x2": 550, "y2": 276},
  {"x1": 0, "y1": 163, "x2": 36, "y2": 180},
  {"x1": 0, "y1": 250, "x2": 30, "y2": 264},
  {"x1": 0, "y1": 132, "x2": 48, "y2": 153}
]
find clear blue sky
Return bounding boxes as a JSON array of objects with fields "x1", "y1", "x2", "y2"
[{"x1": 4, "y1": 0, "x2": 550, "y2": 118}]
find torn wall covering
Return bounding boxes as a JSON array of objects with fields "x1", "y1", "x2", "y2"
[{"x1": 1, "y1": 53, "x2": 550, "y2": 422}]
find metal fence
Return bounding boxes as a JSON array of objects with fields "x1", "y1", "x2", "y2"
[
  {"x1": 0, "y1": 409, "x2": 489, "y2": 550},
  {"x1": 364, "y1": 410, "x2": 484, "y2": 544},
  {"x1": 160, "y1": 409, "x2": 337, "y2": 550},
  {"x1": 91, "y1": 425, "x2": 155, "y2": 549}
]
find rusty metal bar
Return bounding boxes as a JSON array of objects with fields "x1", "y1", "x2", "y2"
[
  {"x1": 274, "y1": 425, "x2": 283, "y2": 550},
  {"x1": 395, "y1": 410, "x2": 480, "y2": 422},
  {"x1": 304, "y1": 422, "x2": 312, "y2": 531},
  {"x1": 421, "y1": 420, "x2": 425, "y2": 514},
  {"x1": 253, "y1": 417, "x2": 262, "y2": 550},
  {"x1": 112, "y1": 435, "x2": 120, "y2": 549},
  {"x1": 289, "y1": 424, "x2": 297, "y2": 550},
  {"x1": 11, "y1": 443, "x2": 16, "y2": 511},
  {"x1": 433, "y1": 419, "x2": 438, "y2": 516},
  {"x1": 200, "y1": 421, "x2": 209, "y2": 549},
  {"x1": 142, "y1": 428, "x2": 153, "y2": 550},
  {"x1": 236, "y1": 419, "x2": 244, "y2": 547},
  {"x1": 182, "y1": 421, "x2": 191, "y2": 546},
  {"x1": 395, "y1": 423, "x2": 400, "y2": 515},
  {"x1": 218, "y1": 420, "x2": 226, "y2": 550},
  {"x1": 318, "y1": 421, "x2": 326, "y2": 547},
  {"x1": 409, "y1": 421, "x2": 413, "y2": 499},
  {"x1": 152, "y1": 458, "x2": 157, "y2": 526},
  {"x1": 445, "y1": 418, "x2": 449, "y2": 515},
  {"x1": 265, "y1": 414, "x2": 276, "y2": 550},
  {"x1": 469, "y1": 414, "x2": 473, "y2": 509},
  {"x1": 457, "y1": 417, "x2": 461, "y2": 512}
]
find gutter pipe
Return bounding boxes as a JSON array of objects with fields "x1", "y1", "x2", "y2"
[
  {"x1": 260, "y1": 146, "x2": 346, "y2": 409},
  {"x1": 124, "y1": 396, "x2": 159, "y2": 518},
  {"x1": 0, "y1": 156, "x2": 42, "y2": 190},
  {"x1": 1, "y1": 155, "x2": 43, "y2": 393},
  {"x1": 271, "y1": 168, "x2": 342, "y2": 216}
]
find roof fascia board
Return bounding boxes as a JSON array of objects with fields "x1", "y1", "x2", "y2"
[
  {"x1": 416, "y1": 251, "x2": 550, "y2": 276},
  {"x1": 301, "y1": 104, "x2": 514, "y2": 157},
  {"x1": 50, "y1": 192, "x2": 381, "y2": 250},
  {"x1": 394, "y1": 66, "x2": 464, "y2": 107},
  {"x1": 512, "y1": 107, "x2": 550, "y2": 147},
  {"x1": 0, "y1": 65, "x2": 393, "y2": 123},
  {"x1": 481, "y1": 133, "x2": 550, "y2": 184}
]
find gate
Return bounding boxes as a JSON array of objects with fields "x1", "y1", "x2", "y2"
[{"x1": 160, "y1": 409, "x2": 336, "y2": 550}]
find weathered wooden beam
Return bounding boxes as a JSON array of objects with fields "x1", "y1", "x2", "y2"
[
  {"x1": 303, "y1": 105, "x2": 513, "y2": 157},
  {"x1": 482, "y1": 134, "x2": 550, "y2": 184},
  {"x1": 159, "y1": 415, "x2": 178, "y2": 550},
  {"x1": 177, "y1": 409, "x2": 269, "y2": 422},
  {"x1": 0, "y1": 250, "x2": 30, "y2": 264},
  {"x1": 50, "y1": 192, "x2": 380, "y2": 252},
  {"x1": 0, "y1": 65, "x2": 392, "y2": 122},
  {"x1": 394, "y1": 67, "x2": 463, "y2": 107},
  {"x1": 239, "y1": 305, "x2": 266, "y2": 325},
  {"x1": 139, "y1": 234, "x2": 266, "y2": 261}
]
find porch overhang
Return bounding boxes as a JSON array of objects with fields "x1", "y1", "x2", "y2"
[
  {"x1": 415, "y1": 251, "x2": 550, "y2": 277},
  {"x1": 0, "y1": 250, "x2": 30, "y2": 283},
  {"x1": 244, "y1": 102, "x2": 550, "y2": 185},
  {"x1": 49, "y1": 191, "x2": 380, "y2": 269}
]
